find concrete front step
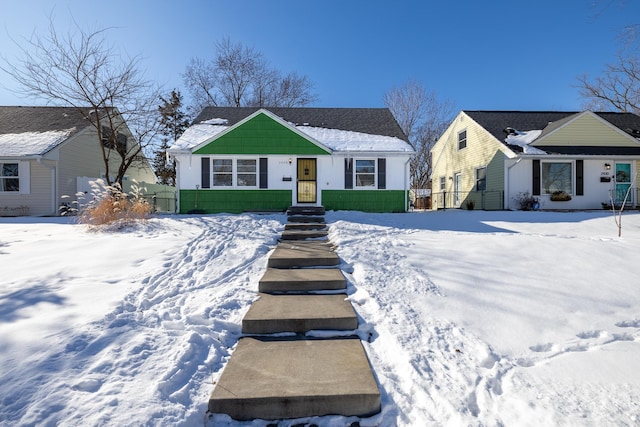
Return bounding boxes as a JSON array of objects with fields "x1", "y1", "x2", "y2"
[
  {"x1": 284, "y1": 222, "x2": 327, "y2": 231},
  {"x1": 259, "y1": 267, "x2": 346, "y2": 292},
  {"x1": 287, "y1": 215, "x2": 325, "y2": 223},
  {"x1": 209, "y1": 337, "x2": 381, "y2": 420},
  {"x1": 288, "y1": 206, "x2": 326, "y2": 216},
  {"x1": 280, "y1": 229, "x2": 328, "y2": 240},
  {"x1": 268, "y1": 241, "x2": 339, "y2": 268},
  {"x1": 242, "y1": 293, "x2": 358, "y2": 334}
]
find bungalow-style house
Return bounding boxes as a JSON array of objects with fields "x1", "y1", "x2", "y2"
[
  {"x1": 168, "y1": 107, "x2": 414, "y2": 213},
  {"x1": 0, "y1": 106, "x2": 157, "y2": 216},
  {"x1": 431, "y1": 110, "x2": 640, "y2": 210}
]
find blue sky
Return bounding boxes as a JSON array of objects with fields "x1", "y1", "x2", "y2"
[{"x1": 0, "y1": 0, "x2": 637, "y2": 114}]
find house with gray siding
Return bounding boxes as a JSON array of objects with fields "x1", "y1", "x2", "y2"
[{"x1": 0, "y1": 106, "x2": 157, "y2": 216}]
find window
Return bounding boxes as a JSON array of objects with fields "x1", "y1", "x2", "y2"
[
  {"x1": 458, "y1": 130, "x2": 467, "y2": 150},
  {"x1": 101, "y1": 126, "x2": 127, "y2": 152},
  {"x1": 541, "y1": 162, "x2": 572, "y2": 194},
  {"x1": 475, "y1": 167, "x2": 487, "y2": 191},
  {"x1": 212, "y1": 159, "x2": 232, "y2": 186},
  {"x1": 237, "y1": 159, "x2": 257, "y2": 187},
  {"x1": 439, "y1": 176, "x2": 446, "y2": 191},
  {"x1": 355, "y1": 159, "x2": 375, "y2": 187},
  {"x1": 210, "y1": 158, "x2": 259, "y2": 187},
  {"x1": 0, "y1": 163, "x2": 19, "y2": 192}
]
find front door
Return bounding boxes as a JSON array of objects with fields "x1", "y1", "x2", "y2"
[
  {"x1": 297, "y1": 158, "x2": 317, "y2": 203},
  {"x1": 615, "y1": 162, "x2": 633, "y2": 204}
]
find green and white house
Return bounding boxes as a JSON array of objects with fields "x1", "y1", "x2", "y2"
[
  {"x1": 431, "y1": 110, "x2": 640, "y2": 210},
  {"x1": 168, "y1": 107, "x2": 414, "y2": 213}
]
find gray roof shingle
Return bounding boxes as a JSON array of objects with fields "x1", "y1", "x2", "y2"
[
  {"x1": 193, "y1": 107, "x2": 410, "y2": 142},
  {"x1": 0, "y1": 106, "x2": 91, "y2": 134},
  {"x1": 464, "y1": 110, "x2": 640, "y2": 155}
]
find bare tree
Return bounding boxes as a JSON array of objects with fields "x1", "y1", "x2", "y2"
[
  {"x1": 384, "y1": 79, "x2": 455, "y2": 189},
  {"x1": 578, "y1": 1, "x2": 640, "y2": 113},
  {"x1": 183, "y1": 37, "x2": 317, "y2": 111},
  {"x1": 577, "y1": 53, "x2": 640, "y2": 113},
  {"x1": 0, "y1": 19, "x2": 160, "y2": 187}
]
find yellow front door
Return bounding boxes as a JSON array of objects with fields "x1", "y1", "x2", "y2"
[{"x1": 297, "y1": 158, "x2": 317, "y2": 203}]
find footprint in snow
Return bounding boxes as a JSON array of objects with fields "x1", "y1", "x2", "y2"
[
  {"x1": 529, "y1": 342, "x2": 554, "y2": 352},
  {"x1": 576, "y1": 330, "x2": 604, "y2": 339},
  {"x1": 615, "y1": 319, "x2": 640, "y2": 328}
]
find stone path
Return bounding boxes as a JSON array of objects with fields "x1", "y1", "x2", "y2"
[{"x1": 208, "y1": 207, "x2": 381, "y2": 421}]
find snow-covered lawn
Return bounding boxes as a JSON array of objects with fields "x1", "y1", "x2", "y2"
[{"x1": 0, "y1": 210, "x2": 639, "y2": 426}]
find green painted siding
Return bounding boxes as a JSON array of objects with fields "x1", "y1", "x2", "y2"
[
  {"x1": 322, "y1": 190, "x2": 407, "y2": 212},
  {"x1": 179, "y1": 189, "x2": 291, "y2": 213},
  {"x1": 194, "y1": 112, "x2": 330, "y2": 155}
]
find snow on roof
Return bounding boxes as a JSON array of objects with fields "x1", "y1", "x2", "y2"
[
  {"x1": 299, "y1": 125, "x2": 413, "y2": 152},
  {"x1": 504, "y1": 129, "x2": 547, "y2": 155},
  {"x1": 169, "y1": 123, "x2": 229, "y2": 150},
  {"x1": 0, "y1": 129, "x2": 75, "y2": 157},
  {"x1": 170, "y1": 121, "x2": 413, "y2": 153}
]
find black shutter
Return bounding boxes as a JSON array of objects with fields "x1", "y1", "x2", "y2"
[
  {"x1": 259, "y1": 158, "x2": 268, "y2": 189},
  {"x1": 344, "y1": 158, "x2": 353, "y2": 189},
  {"x1": 532, "y1": 159, "x2": 540, "y2": 196},
  {"x1": 576, "y1": 160, "x2": 584, "y2": 196},
  {"x1": 378, "y1": 158, "x2": 386, "y2": 189},
  {"x1": 201, "y1": 157, "x2": 210, "y2": 189}
]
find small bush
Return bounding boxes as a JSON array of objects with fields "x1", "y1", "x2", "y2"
[
  {"x1": 514, "y1": 191, "x2": 539, "y2": 211},
  {"x1": 77, "y1": 181, "x2": 151, "y2": 228},
  {"x1": 465, "y1": 199, "x2": 475, "y2": 210}
]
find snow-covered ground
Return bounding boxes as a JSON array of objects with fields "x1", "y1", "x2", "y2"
[{"x1": 1, "y1": 210, "x2": 639, "y2": 426}]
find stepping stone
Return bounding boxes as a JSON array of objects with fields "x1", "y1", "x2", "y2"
[
  {"x1": 259, "y1": 268, "x2": 346, "y2": 292},
  {"x1": 268, "y1": 241, "x2": 339, "y2": 268},
  {"x1": 280, "y1": 229, "x2": 328, "y2": 240},
  {"x1": 242, "y1": 293, "x2": 358, "y2": 334},
  {"x1": 209, "y1": 337, "x2": 380, "y2": 420},
  {"x1": 284, "y1": 222, "x2": 327, "y2": 231}
]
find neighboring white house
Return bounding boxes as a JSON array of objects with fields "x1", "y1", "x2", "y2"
[
  {"x1": 168, "y1": 107, "x2": 414, "y2": 213},
  {"x1": 0, "y1": 106, "x2": 157, "y2": 216},
  {"x1": 431, "y1": 110, "x2": 640, "y2": 210}
]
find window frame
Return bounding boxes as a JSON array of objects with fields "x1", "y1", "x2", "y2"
[
  {"x1": 354, "y1": 158, "x2": 376, "y2": 188},
  {"x1": 0, "y1": 162, "x2": 20, "y2": 192},
  {"x1": 475, "y1": 166, "x2": 487, "y2": 191},
  {"x1": 210, "y1": 157, "x2": 259, "y2": 188},
  {"x1": 458, "y1": 129, "x2": 467, "y2": 150},
  {"x1": 236, "y1": 158, "x2": 257, "y2": 187},
  {"x1": 540, "y1": 161, "x2": 573, "y2": 195},
  {"x1": 439, "y1": 176, "x2": 446, "y2": 191},
  {"x1": 212, "y1": 158, "x2": 233, "y2": 187}
]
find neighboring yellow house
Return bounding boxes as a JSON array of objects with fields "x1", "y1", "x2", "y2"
[
  {"x1": 431, "y1": 110, "x2": 640, "y2": 210},
  {"x1": 0, "y1": 106, "x2": 157, "y2": 216}
]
